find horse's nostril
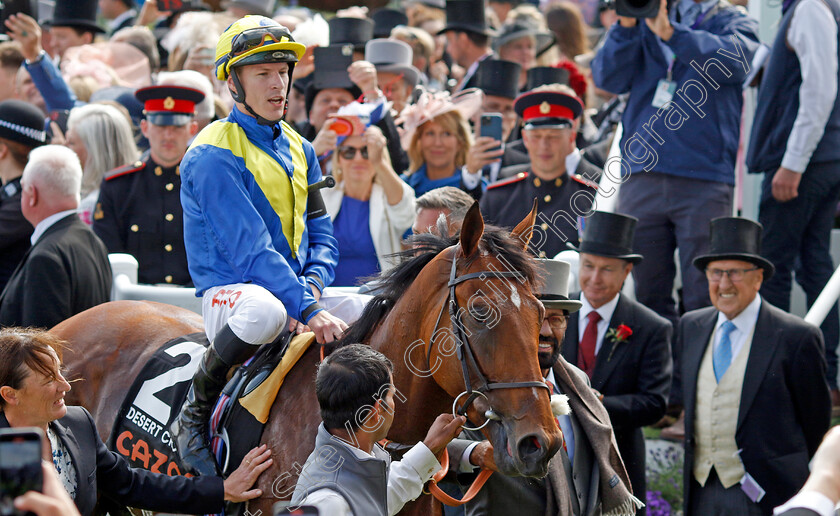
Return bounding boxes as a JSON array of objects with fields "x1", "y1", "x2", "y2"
[{"x1": 517, "y1": 433, "x2": 547, "y2": 462}]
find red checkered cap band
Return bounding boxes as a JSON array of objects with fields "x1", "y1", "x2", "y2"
[
  {"x1": 522, "y1": 104, "x2": 574, "y2": 122},
  {"x1": 144, "y1": 98, "x2": 196, "y2": 114}
]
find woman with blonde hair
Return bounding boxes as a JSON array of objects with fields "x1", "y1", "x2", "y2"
[
  {"x1": 322, "y1": 124, "x2": 415, "y2": 286},
  {"x1": 64, "y1": 103, "x2": 139, "y2": 225},
  {"x1": 398, "y1": 88, "x2": 484, "y2": 197}
]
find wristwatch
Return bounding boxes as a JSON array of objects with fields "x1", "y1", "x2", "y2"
[{"x1": 25, "y1": 50, "x2": 46, "y2": 65}]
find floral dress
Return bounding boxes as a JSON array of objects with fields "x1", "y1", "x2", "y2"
[{"x1": 47, "y1": 424, "x2": 77, "y2": 500}]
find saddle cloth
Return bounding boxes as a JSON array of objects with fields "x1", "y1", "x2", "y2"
[{"x1": 108, "y1": 331, "x2": 316, "y2": 515}]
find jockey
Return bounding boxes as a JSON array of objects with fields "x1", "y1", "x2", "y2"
[{"x1": 173, "y1": 15, "x2": 348, "y2": 477}]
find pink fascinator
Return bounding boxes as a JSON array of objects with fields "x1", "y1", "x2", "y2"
[{"x1": 396, "y1": 88, "x2": 484, "y2": 148}]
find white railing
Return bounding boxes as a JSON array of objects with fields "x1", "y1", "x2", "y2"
[{"x1": 108, "y1": 254, "x2": 202, "y2": 314}]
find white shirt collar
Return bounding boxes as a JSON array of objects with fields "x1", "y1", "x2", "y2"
[
  {"x1": 715, "y1": 293, "x2": 762, "y2": 335},
  {"x1": 579, "y1": 291, "x2": 621, "y2": 325},
  {"x1": 108, "y1": 8, "x2": 136, "y2": 30},
  {"x1": 30, "y1": 209, "x2": 77, "y2": 245},
  {"x1": 565, "y1": 148, "x2": 582, "y2": 176}
]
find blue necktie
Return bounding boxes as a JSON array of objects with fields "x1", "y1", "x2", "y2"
[{"x1": 713, "y1": 320, "x2": 737, "y2": 382}]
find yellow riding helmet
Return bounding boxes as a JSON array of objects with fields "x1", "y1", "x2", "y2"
[{"x1": 215, "y1": 16, "x2": 306, "y2": 81}]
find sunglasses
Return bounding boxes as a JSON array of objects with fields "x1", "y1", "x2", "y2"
[
  {"x1": 230, "y1": 27, "x2": 291, "y2": 56},
  {"x1": 338, "y1": 145, "x2": 369, "y2": 160}
]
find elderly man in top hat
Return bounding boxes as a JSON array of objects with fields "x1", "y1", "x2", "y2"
[
  {"x1": 447, "y1": 259, "x2": 641, "y2": 516},
  {"x1": 679, "y1": 217, "x2": 830, "y2": 515},
  {"x1": 480, "y1": 84, "x2": 601, "y2": 258},
  {"x1": 563, "y1": 211, "x2": 673, "y2": 516},
  {"x1": 93, "y1": 84, "x2": 204, "y2": 286},
  {"x1": 364, "y1": 39, "x2": 421, "y2": 116}
]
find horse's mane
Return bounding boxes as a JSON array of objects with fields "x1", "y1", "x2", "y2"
[{"x1": 339, "y1": 223, "x2": 541, "y2": 346}]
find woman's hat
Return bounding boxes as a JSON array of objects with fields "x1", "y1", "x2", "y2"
[
  {"x1": 692, "y1": 217, "x2": 775, "y2": 279},
  {"x1": 365, "y1": 39, "x2": 421, "y2": 87},
  {"x1": 535, "y1": 259, "x2": 583, "y2": 312},
  {"x1": 474, "y1": 59, "x2": 521, "y2": 100},
  {"x1": 0, "y1": 100, "x2": 50, "y2": 148},
  {"x1": 494, "y1": 21, "x2": 555, "y2": 58},
  {"x1": 567, "y1": 211, "x2": 643, "y2": 264},
  {"x1": 396, "y1": 88, "x2": 483, "y2": 148}
]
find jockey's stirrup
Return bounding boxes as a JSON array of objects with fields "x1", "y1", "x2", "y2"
[{"x1": 170, "y1": 324, "x2": 251, "y2": 476}]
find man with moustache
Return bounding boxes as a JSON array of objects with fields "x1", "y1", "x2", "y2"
[{"x1": 446, "y1": 259, "x2": 641, "y2": 516}]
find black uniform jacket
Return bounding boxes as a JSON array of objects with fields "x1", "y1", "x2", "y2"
[{"x1": 93, "y1": 152, "x2": 191, "y2": 285}]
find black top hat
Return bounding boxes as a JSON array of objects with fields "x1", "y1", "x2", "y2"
[
  {"x1": 136, "y1": 85, "x2": 205, "y2": 126},
  {"x1": 304, "y1": 47, "x2": 362, "y2": 115},
  {"x1": 329, "y1": 17, "x2": 374, "y2": 51},
  {"x1": 372, "y1": 8, "x2": 408, "y2": 38},
  {"x1": 567, "y1": 211, "x2": 643, "y2": 264},
  {"x1": 440, "y1": 0, "x2": 496, "y2": 37},
  {"x1": 0, "y1": 100, "x2": 49, "y2": 148},
  {"x1": 474, "y1": 59, "x2": 521, "y2": 99},
  {"x1": 526, "y1": 66, "x2": 570, "y2": 92},
  {"x1": 514, "y1": 89, "x2": 582, "y2": 129},
  {"x1": 535, "y1": 259, "x2": 583, "y2": 312},
  {"x1": 692, "y1": 217, "x2": 775, "y2": 279},
  {"x1": 44, "y1": 0, "x2": 104, "y2": 33}
]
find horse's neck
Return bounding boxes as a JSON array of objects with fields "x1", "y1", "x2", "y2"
[{"x1": 371, "y1": 288, "x2": 452, "y2": 445}]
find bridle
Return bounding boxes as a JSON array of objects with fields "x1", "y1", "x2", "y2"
[{"x1": 427, "y1": 244, "x2": 550, "y2": 430}]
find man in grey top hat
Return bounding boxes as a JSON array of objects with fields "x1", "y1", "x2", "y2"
[
  {"x1": 564, "y1": 211, "x2": 673, "y2": 516},
  {"x1": 446, "y1": 259, "x2": 641, "y2": 516},
  {"x1": 364, "y1": 39, "x2": 421, "y2": 116}
]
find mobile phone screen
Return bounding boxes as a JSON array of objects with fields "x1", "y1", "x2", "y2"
[
  {"x1": 0, "y1": 432, "x2": 43, "y2": 516},
  {"x1": 480, "y1": 113, "x2": 504, "y2": 152}
]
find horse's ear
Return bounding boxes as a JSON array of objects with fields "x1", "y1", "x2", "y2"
[
  {"x1": 510, "y1": 199, "x2": 538, "y2": 250},
  {"x1": 459, "y1": 201, "x2": 484, "y2": 257}
]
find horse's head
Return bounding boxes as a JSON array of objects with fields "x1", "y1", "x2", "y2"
[{"x1": 419, "y1": 202, "x2": 562, "y2": 477}]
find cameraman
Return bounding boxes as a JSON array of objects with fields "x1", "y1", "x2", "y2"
[{"x1": 591, "y1": 0, "x2": 759, "y2": 336}]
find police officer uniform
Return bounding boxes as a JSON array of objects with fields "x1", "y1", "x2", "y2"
[
  {"x1": 93, "y1": 85, "x2": 204, "y2": 285},
  {"x1": 0, "y1": 100, "x2": 50, "y2": 291},
  {"x1": 480, "y1": 89, "x2": 599, "y2": 258}
]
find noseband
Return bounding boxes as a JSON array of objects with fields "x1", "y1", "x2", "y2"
[{"x1": 427, "y1": 245, "x2": 549, "y2": 430}]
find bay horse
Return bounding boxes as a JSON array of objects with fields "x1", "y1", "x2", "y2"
[{"x1": 53, "y1": 203, "x2": 563, "y2": 514}]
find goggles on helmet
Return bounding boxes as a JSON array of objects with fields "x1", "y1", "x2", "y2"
[{"x1": 230, "y1": 26, "x2": 294, "y2": 57}]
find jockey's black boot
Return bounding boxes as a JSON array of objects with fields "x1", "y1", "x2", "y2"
[{"x1": 170, "y1": 324, "x2": 253, "y2": 476}]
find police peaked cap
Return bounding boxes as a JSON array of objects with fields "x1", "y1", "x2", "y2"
[{"x1": 0, "y1": 100, "x2": 50, "y2": 148}]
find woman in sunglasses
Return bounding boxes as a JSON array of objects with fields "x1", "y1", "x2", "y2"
[{"x1": 322, "y1": 125, "x2": 415, "y2": 287}]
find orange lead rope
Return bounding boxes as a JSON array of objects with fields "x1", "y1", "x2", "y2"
[{"x1": 426, "y1": 448, "x2": 493, "y2": 506}]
